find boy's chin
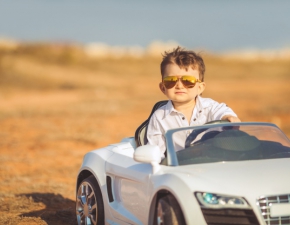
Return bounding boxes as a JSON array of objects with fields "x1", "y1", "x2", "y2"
[{"x1": 171, "y1": 98, "x2": 196, "y2": 104}]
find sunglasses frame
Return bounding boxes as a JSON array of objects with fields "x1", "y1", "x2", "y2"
[{"x1": 162, "y1": 75, "x2": 202, "y2": 89}]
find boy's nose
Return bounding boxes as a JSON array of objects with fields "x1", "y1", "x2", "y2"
[{"x1": 175, "y1": 79, "x2": 184, "y2": 88}]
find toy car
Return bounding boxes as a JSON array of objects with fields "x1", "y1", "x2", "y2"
[{"x1": 75, "y1": 103, "x2": 290, "y2": 225}]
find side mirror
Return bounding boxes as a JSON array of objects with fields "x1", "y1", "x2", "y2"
[
  {"x1": 134, "y1": 145, "x2": 161, "y2": 173},
  {"x1": 134, "y1": 145, "x2": 161, "y2": 163}
]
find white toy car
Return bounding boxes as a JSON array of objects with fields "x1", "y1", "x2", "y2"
[{"x1": 75, "y1": 103, "x2": 290, "y2": 225}]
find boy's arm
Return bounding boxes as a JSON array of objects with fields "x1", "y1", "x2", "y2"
[
  {"x1": 221, "y1": 115, "x2": 241, "y2": 122},
  {"x1": 208, "y1": 99, "x2": 241, "y2": 122}
]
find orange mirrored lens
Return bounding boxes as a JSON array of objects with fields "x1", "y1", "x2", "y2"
[
  {"x1": 163, "y1": 76, "x2": 200, "y2": 89},
  {"x1": 163, "y1": 76, "x2": 178, "y2": 89}
]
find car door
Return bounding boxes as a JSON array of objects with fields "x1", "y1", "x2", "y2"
[{"x1": 105, "y1": 152, "x2": 153, "y2": 224}]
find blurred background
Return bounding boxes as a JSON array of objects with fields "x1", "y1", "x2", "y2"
[{"x1": 1, "y1": 1, "x2": 290, "y2": 224}]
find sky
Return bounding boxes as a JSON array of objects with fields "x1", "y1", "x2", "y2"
[{"x1": 1, "y1": 0, "x2": 290, "y2": 52}]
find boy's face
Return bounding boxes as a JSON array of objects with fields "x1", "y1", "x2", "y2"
[{"x1": 159, "y1": 63, "x2": 206, "y2": 104}]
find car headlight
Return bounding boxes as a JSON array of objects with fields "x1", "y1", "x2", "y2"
[{"x1": 195, "y1": 192, "x2": 251, "y2": 209}]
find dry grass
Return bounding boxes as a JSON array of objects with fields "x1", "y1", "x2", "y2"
[{"x1": 0, "y1": 43, "x2": 290, "y2": 224}]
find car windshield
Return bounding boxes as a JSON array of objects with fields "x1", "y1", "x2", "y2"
[{"x1": 164, "y1": 123, "x2": 290, "y2": 166}]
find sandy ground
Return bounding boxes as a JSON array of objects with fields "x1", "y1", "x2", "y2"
[{"x1": 0, "y1": 52, "x2": 290, "y2": 224}]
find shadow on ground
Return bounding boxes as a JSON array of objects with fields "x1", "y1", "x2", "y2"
[{"x1": 19, "y1": 193, "x2": 77, "y2": 225}]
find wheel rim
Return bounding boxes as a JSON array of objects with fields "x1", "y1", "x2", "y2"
[
  {"x1": 76, "y1": 181, "x2": 98, "y2": 225},
  {"x1": 157, "y1": 201, "x2": 165, "y2": 225}
]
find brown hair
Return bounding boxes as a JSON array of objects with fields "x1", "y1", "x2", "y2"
[{"x1": 160, "y1": 46, "x2": 205, "y2": 81}]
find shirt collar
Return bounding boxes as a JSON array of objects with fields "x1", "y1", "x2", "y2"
[
  {"x1": 164, "y1": 100, "x2": 177, "y2": 118},
  {"x1": 195, "y1": 95, "x2": 204, "y2": 113},
  {"x1": 163, "y1": 95, "x2": 205, "y2": 118}
]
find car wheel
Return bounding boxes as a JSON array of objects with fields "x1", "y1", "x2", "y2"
[
  {"x1": 155, "y1": 194, "x2": 185, "y2": 225},
  {"x1": 76, "y1": 175, "x2": 104, "y2": 225}
]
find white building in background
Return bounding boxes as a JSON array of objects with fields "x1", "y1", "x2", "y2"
[
  {"x1": 146, "y1": 40, "x2": 180, "y2": 57},
  {"x1": 83, "y1": 40, "x2": 180, "y2": 58},
  {"x1": 222, "y1": 48, "x2": 290, "y2": 61},
  {"x1": 84, "y1": 42, "x2": 144, "y2": 58}
]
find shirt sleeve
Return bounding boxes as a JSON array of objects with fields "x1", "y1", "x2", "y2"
[
  {"x1": 209, "y1": 101, "x2": 237, "y2": 121},
  {"x1": 146, "y1": 113, "x2": 166, "y2": 158}
]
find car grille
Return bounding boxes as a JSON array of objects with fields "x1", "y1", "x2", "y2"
[
  {"x1": 257, "y1": 194, "x2": 290, "y2": 225},
  {"x1": 201, "y1": 208, "x2": 259, "y2": 225}
]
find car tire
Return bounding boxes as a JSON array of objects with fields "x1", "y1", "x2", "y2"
[
  {"x1": 155, "y1": 194, "x2": 186, "y2": 225},
  {"x1": 76, "y1": 175, "x2": 104, "y2": 225}
]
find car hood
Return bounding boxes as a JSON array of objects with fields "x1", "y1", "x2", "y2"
[{"x1": 165, "y1": 158, "x2": 290, "y2": 198}]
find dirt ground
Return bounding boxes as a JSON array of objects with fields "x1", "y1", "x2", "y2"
[{"x1": 0, "y1": 45, "x2": 290, "y2": 224}]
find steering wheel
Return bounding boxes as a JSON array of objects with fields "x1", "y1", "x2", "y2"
[
  {"x1": 184, "y1": 120, "x2": 230, "y2": 148},
  {"x1": 204, "y1": 120, "x2": 230, "y2": 125}
]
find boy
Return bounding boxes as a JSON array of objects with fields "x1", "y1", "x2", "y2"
[{"x1": 147, "y1": 47, "x2": 240, "y2": 157}]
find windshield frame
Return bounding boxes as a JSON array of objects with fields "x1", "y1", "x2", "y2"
[{"x1": 164, "y1": 122, "x2": 289, "y2": 166}]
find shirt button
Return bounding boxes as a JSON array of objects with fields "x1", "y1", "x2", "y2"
[
  {"x1": 193, "y1": 118, "x2": 196, "y2": 121},
  {"x1": 182, "y1": 117, "x2": 185, "y2": 120},
  {"x1": 199, "y1": 110, "x2": 202, "y2": 113}
]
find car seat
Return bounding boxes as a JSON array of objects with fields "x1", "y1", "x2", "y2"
[{"x1": 135, "y1": 100, "x2": 168, "y2": 147}]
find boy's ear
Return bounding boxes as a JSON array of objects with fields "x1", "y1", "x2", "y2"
[
  {"x1": 198, "y1": 82, "x2": 206, "y2": 95},
  {"x1": 159, "y1": 82, "x2": 166, "y2": 94}
]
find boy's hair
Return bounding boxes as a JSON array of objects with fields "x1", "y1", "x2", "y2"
[{"x1": 160, "y1": 46, "x2": 205, "y2": 81}]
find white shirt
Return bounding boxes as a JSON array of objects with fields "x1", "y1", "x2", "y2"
[{"x1": 146, "y1": 96, "x2": 237, "y2": 157}]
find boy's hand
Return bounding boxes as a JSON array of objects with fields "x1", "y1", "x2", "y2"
[{"x1": 222, "y1": 115, "x2": 241, "y2": 122}]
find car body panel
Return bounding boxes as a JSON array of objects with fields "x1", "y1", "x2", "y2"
[
  {"x1": 106, "y1": 153, "x2": 152, "y2": 224},
  {"x1": 76, "y1": 123, "x2": 290, "y2": 225}
]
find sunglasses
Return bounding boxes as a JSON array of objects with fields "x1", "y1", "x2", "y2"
[{"x1": 162, "y1": 75, "x2": 202, "y2": 89}]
